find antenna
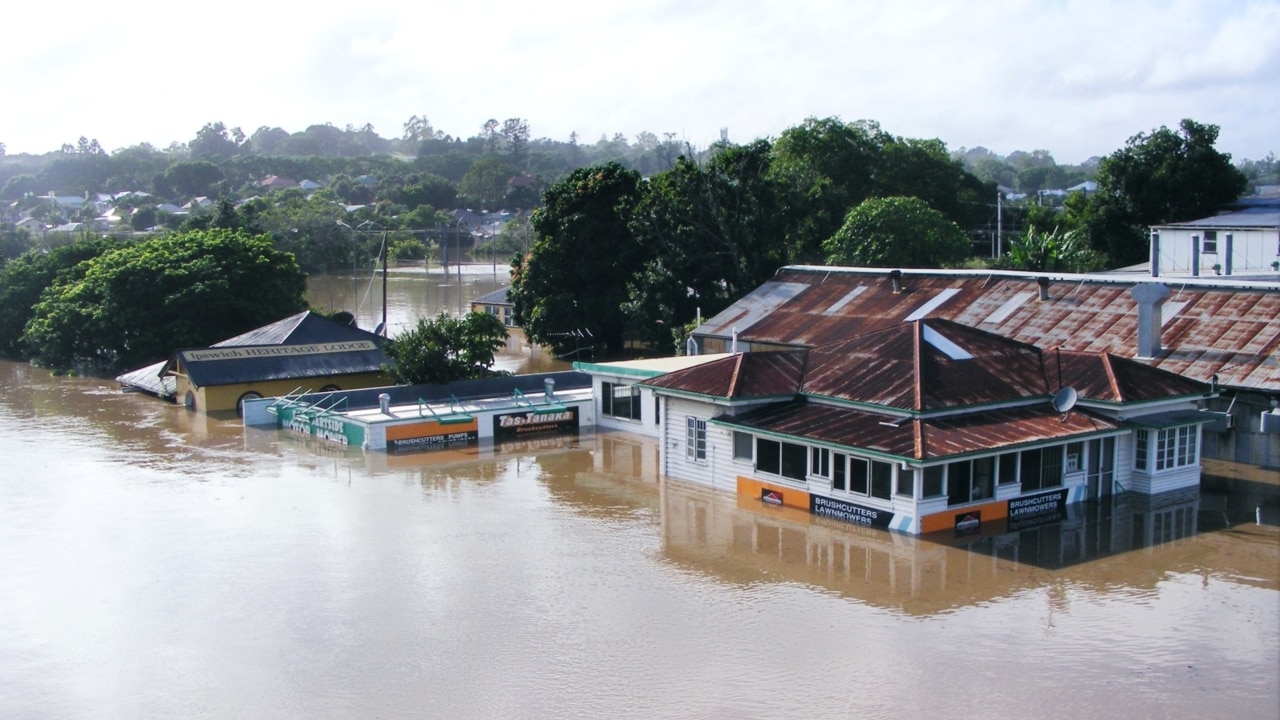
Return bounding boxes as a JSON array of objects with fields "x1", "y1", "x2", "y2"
[{"x1": 1052, "y1": 386, "x2": 1078, "y2": 422}]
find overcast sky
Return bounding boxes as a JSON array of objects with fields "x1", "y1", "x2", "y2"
[{"x1": 3, "y1": 0, "x2": 1277, "y2": 164}]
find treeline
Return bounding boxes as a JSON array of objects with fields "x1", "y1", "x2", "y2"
[{"x1": 510, "y1": 118, "x2": 1250, "y2": 358}]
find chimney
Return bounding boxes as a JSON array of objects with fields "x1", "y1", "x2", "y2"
[
  {"x1": 889, "y1": 269, "x2": 903, "y2": 294},
  {"x1": 544, "y1": 377, "x2": 555, "y2": 403},
  {"x1": 1130, "y1": 283, "x2": 1170, "y2": 358},
  {"x1": 1150, "y1": 232, "x2": 1160, "y2": 277},
  {"x1": 1037, "y1": 276, "x2": 1051, "y2": 301}
]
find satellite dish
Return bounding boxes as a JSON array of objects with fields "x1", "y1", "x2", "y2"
[{"x1": 1052, "y1": 386, "x2": 1078, "y2": 414}]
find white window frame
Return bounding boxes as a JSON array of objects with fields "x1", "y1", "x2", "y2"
[{"x1": 686, "y1": 417, "x2": 707, "y2": 462}]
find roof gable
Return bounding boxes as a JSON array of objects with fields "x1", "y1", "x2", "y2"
[{"x1": 643, "y1": 350, "x2": 806, "y2": 399}]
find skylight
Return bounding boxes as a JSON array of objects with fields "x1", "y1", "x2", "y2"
[
  {"x1": 923, "y1": 325, "x2": 973, "y2": 360},
  {"x1": 905, "y1": 288, "x2": 961, "y2": 321}
]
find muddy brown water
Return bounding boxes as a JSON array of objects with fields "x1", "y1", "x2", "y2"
[{"x1": 1, "y1": 269, "x2": 1277, "y2": 719}]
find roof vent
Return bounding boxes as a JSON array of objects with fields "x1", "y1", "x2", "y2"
[
  {"x1": 889, "y1": 269, "x2": 903, "y2": 294},
  {"x1": 1130, "y1": 283, "x2": 1170, "y2": 358},
  {"x1": 1037, "y1": 276, "x2": 1051, "y2": 301}
]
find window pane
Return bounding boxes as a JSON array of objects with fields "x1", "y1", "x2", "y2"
[
  {"x1": 1041, "y1": 445, "x2": 1063, "y2": 488},
  {"x1": 870, "y1": 461, "x2": 893, "y2": 500},
  {"x1": 972, "y1": 457, "x2": 994, "y2": 500},
  {"x1": 756, "y1": 439, "x2": 781, "y2": 475},
  {"x1": 781, "y1": 442, "x2": 807, "y2": 481},
  {"x1": 849, "y1": 457, "x2": 869, "y2": 495},
  {"x1": 948, "y1": 461, "x2": 972, "y2": 506},
  {"x1": 923, "y1": 466, "x2": 944, "y2": 497},
  {"x1": 833, "y1": 453, "x2": 847, "y2": 491},
  {"x1": 733, "y1": 431, "x2": 753, "y2": 460},
  {"x1": 998, "y1": 453, "x2": 1018, "y2": 485},
  {"x1": 1022, "y1": 449, "x2": 1043, "y2": 492},
  {"x1": 1134, "y1": 430, "x2": 1148, "y2": 471},
  {"x1": 896, "y1": 470, "x2": 914, "y2": 498}
]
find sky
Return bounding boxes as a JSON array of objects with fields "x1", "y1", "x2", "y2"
[{"x1": 3, "y1": 0, "x2": 1278, "y2": 165}]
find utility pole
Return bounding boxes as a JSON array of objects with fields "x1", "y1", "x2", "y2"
[{"x1": 996, "y1": 190, "x2": 1003, "y2": 258}]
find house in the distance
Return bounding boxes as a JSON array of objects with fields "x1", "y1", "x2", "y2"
[{"x1": 1150, "y1": 190, "x2": 1280, "y2": 278}]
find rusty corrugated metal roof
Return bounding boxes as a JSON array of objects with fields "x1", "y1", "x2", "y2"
[
  {"x1": 803, "y1": 320, "x2": 1049, "y2": 411},
  {"x1": 1046, "y1": 349, "x2": 1209, "y2": 403},
  {"x1": 716, "y1": 400, "x2": 1120, "y2": 461},
  {"x1": 696, "y1": 267, "x2": 1280, "y2": 391},
  {"x1": 643, "y1": 351, "x2": 806, "y2": 399}
]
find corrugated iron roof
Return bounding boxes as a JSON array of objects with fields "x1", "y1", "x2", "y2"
[
  {"x1": 803, "y1": 320, "x2": 1049, "y2": 411},
  {"x1": 715, "y1": 400, "x2": 1120, "y2": 461},
  {"x1": 1046, "y1": 349, "x2": 1208, "y2": 403},
  {"x1": 696, "y1": 267, "x2": 1280, "y2": 392},
  {"x1": 643, "y1": 351, "x2": 807, "y2": 399}
]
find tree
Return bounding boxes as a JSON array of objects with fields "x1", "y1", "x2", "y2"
[
  {"x1": 384, "y1": 312, "x2": 508, "y2": 384},
  {"x1": 510, "y1": 162, "x2": 646, "y2": 357},
  {"x1": 459, "y1": 155, "x2": 514, "y2": 209},
  {"x1": 626, "y1": 141, "x2": 789, "y2": 349},
  {"x1": 1068, "y1": 119, "x2": 1248, "y2": 265},
  {"x1": 160, "y1": 160, "x2": 224, "y2": 200},
  {"x1": 823, "y1": 196, "x2": 971, "y2": 268},
  {"x1": 1000, "y1": 226, "x2": 1107, "y2": 273},
  {"x1": 0, "y1": 238, "x2": 117, "y2": 359},
  {"x1": 22, "y1": 229, "x2": 307, "y2": 372},
  {"x1": 189, "y1": 122, "x2": 243, "y2": 159}
]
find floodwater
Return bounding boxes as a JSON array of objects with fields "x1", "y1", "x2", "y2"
[{"x1": 1, "y1": 268, "x2": 1278, "y2": 719}]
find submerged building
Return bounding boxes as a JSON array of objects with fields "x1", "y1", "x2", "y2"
[{"x1": 638, "y1": 318, "x2": 1211, "y2": 536}]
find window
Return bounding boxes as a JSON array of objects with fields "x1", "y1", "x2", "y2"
[
  {"x1": 1020, "y1": 446, "x2": 1064, "y2": 492},
  {"x1": 998, "y1": 453, "x2": 1018, "y2": 485},
  {"x1": 833, "y1": 453, "x2": 847, "y2": 491},
  {"x1": 810, "y1": 447, "x2": 830, "y2": 478},
  {"x1": 896, "y1": 470, "x2": 914, "y2": 498},
  {"x1": 756, "y1": 438, "x2": 781, "y2": 475},
  {"x1": 1153, "y1": 426, "x2": 1197, "y2": 470},
  {"x1": 870, "y1": 461, "x2": 893, "y2": 500},
  {"x1": 1202, "y1": 230, "x2": 1218, "y2": 254},
  {"x1": 753, "y1": 438, "x2": 805, "y2": 481},
  {"x1": 685, "y1": 417, "x2": 706, "y2": 461},
  {"x1": 1134, "y1": 430, "x2": 1149, "y2": 470},
  {"x1": 923, "y1": 466, "x2": 945, "y2": 497},
  {"x1": 733, "y1": 431, "x2": 753, "y2": 460},
  {"x1": 602, "y1": 382, "x2": 641, "y2": 421},
  {"x1": 781, "y1": 443, "x2": 807, "y2": 481},
  {"x1": 848, "y1": 457, "x2": 869, "y2": 494}
]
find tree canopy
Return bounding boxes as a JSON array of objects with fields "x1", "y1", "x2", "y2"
[
  {"x1": 384, "y1": 311, "x2": 509, "y2": 385},
  {"x1": 1066, "y1": 119, "x2": 1248, "y2": 265},
  {"x1": 22, "y1": 228, "x2": 308, "y2": 372},
  {"x1": 511, "y1": 162, "x2": 646, "y2": 358},
  {"x1": 823, "y1": 196, "x2": 971, "y2": 268}
]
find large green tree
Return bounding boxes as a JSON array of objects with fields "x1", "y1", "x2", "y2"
[
  {"x1": 626, "y1": 141, "x2": 789, "y2": 349},
  {"x1": 823, "y1": 196, "x2": 970, "y2": 268},
  {"x1": 384, "y1": 312, "x2": 508, "y2": 384},
  {"x1": 0, "y1": 238, "x2": 116, "y2": 359},
  {"x1": 1067, "y1": 119, "x2": 1248, "y2": 265},
  {"x1": 22, "y1": 229, "x2": 308, "y2": 372},
  {"x1": 511, "y1": 162, "x2": 646, "y2": 357}
]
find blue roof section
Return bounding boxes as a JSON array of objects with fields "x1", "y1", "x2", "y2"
[
  {"x1": 214, "y1": 311, "x2": 384, "y2": 347},
  {"x1": 177, "y1": 341, "x2": 389, "y2": 387},
  {"x1": 472, "y1": 286, "x2": 511, "y2": 305},
  {"x1": 148, "y1": 311, "x2": 391, "y2": 388}
]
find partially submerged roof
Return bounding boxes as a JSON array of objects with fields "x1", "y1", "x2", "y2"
[
  {"x1": 695, "y1": 267, "x2": 1280, "y2": 392},
  {"x1": 472, "y1": 286, "x2": 511, "y2": 306},
  {"x1": 144, "y1": 311, "x2": 389, "y2": 389}
]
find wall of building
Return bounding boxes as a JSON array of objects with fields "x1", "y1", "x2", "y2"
[
  {"x1": 1155, "y1": 226, "x2": 1280, "y2": 276},
  {"x1": 660, "y1": 397, "x2": 725, "y2": 490},
  {"x1": 185, "y1": 372, "x2": 388, "y2": 414},
  {"x1": 1202, "y1": 391, "x2": 1280, "y2": 472}
]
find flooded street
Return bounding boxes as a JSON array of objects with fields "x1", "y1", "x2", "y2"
[{"x1": 1, "y1": 267, "x2": 1278, "y2": 719}]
